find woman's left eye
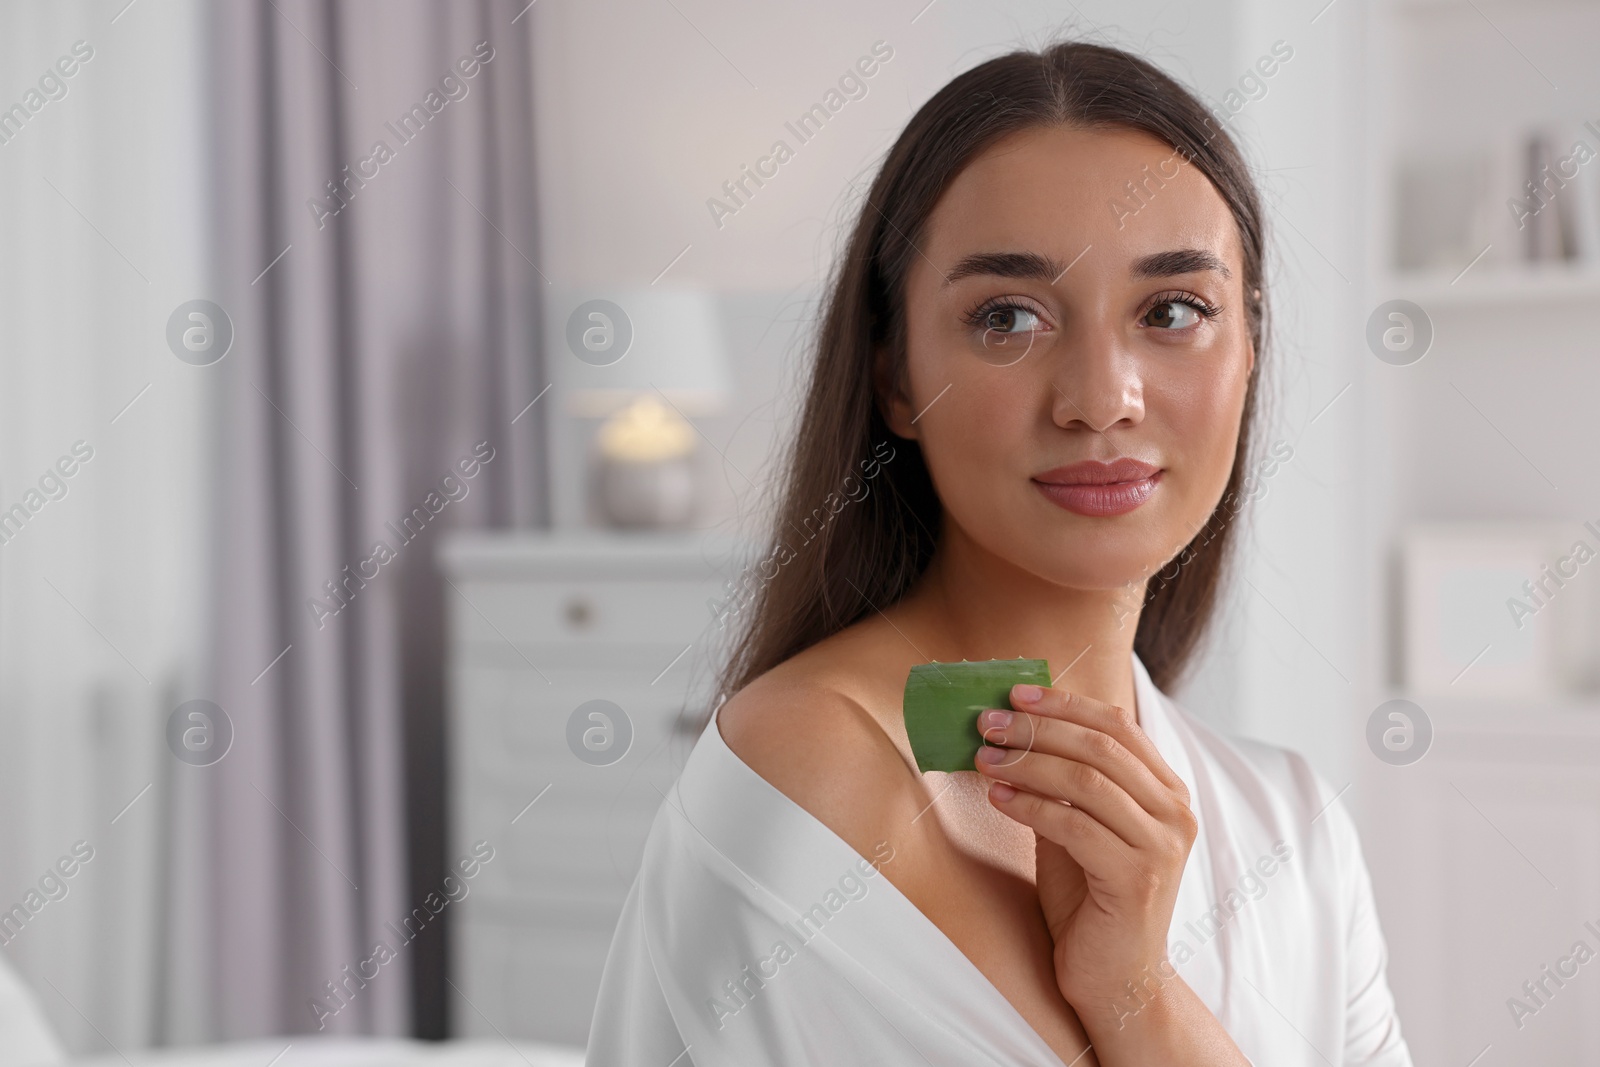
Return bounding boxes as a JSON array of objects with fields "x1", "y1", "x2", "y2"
[{"x1": 1142, "y1": 300, "x2": 1203, "y2": 329}]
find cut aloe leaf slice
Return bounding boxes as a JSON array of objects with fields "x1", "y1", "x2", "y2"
[{"x1": 901, "y1": 658, "x2": 1051, "y2": 773}]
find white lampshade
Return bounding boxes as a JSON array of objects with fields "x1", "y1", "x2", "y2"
[{"x1": 560, "y1": 287, "x2": 731, "y2": 417}]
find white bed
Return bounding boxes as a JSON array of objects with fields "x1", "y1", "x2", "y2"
[
  {"x1": 1, "y1": 955, "x2": 583, "y2": 1067},
  {"x1": 62, "y1": 1038, "x2": 585, "y2": 1067}
]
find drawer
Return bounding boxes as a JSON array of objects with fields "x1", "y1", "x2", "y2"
[
  {"x1": 450, "y1": 668, "x2": 695, "y2": 905},
  {"x1": 462, "y1": 788, "x2": 667, "y2": 906},
  {"x1": 452, "y1": 667, "x2": 709, "y2": 780},
  {"x1": 453, "y1": 917, "x2": 617, "y2": 1044},
  {"x1": 449, "y1": 576, "x2": 730, "y2": 647},
  {"x1": 452, "y1": 640, "x2": 724, "y2": 693},
  {"x1": 462, "y1": 876, "x2": 633, "y2": 928}
]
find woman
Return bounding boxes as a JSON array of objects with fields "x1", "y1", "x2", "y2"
[{"x1": 587, "y1": 40, "x2": 1412, "y2": 1067}]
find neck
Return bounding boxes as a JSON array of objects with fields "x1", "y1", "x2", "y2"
[{"x1": 893, "y1": 522, "x2": 1146, "y2": 718}]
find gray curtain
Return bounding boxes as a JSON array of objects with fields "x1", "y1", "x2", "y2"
[{"x1": 169, "y1": 0, "x2": 547, "y2": 1041}]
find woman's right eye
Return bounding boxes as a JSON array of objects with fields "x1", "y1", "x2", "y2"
[{"x1": 979, "y1": 305, "x2": 1042, "y2": 334}]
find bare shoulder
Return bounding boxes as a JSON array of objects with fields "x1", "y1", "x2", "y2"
[{"x1": 716, "y1": 626, "x2": 926, "y2": 859}]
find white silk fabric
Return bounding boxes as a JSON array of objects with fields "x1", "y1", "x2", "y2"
[{"x1": 585, "y1": 654, "x2": 1414, "y2": 1067}]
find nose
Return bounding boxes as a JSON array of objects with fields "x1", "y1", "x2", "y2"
[{"x1": 1049, "y1": 323, "x2": 1145, "y2": 434}]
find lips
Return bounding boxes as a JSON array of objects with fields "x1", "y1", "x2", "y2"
[{"x1": 1033, "y1": 458, "x2": 1162, "y2": 517}]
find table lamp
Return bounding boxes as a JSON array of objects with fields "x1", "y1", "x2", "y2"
[{"x1": 563, "y1": 288, "x2": 730, "y2": 528}]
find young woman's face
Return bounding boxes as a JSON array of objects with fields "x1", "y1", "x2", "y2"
[{"x1": 885, "y1": 124, "x2": 1255, "y2": 594}]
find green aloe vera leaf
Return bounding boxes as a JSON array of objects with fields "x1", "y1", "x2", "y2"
[{"x1": 901, "y1": 658, "x2": 1051, "y2": 773}]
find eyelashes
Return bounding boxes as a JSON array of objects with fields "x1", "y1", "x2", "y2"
[
  {"x1": 1141, "y1": 289, "x2": 1223, "y2": 321},
  {"x1": 961, "y1": 295, "x2": 1046, "y2": 332}
]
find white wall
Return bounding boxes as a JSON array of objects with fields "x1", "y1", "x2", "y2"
[{"x1": 1219, "y1": 0, "x2": 1372, "y2": 790}]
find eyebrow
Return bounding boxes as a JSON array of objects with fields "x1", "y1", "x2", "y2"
[
  {"x1": 941, "y1": 247, "x2": 1231, "y2": 285},
  {"x1": 1130, "y1": 248, "x2": 1231, "y2": 281},
  {"x1": 942, "y1": 251, "x2": 1061, "y2": 286}
]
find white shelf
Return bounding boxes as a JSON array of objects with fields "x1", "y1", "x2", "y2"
[
  {"x1": 1385, "y1": 691, "x2": 1600, "y2": 733},
  {"x1": 1381, "y1": 264, "x2": 1600, "y2": 307},
  {"x1": 1393, "y1": 0, "x2": 1597, "y2": 12}
]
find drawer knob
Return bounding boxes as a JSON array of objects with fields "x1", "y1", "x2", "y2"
[{"x1": 563, "y1": 596, "x2": 595, "y2": 630}]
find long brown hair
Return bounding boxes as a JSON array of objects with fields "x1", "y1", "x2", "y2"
[{"x1": 716, "y1": 40, "x2": 1268, "y2": 701}]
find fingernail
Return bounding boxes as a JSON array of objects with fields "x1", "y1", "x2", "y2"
[
  {"x1": 1012, "y1": 684, "x2": 1042, "y2": 704},
  {"x1": 981, "y1": 709, "x2": 1012, "y2": 729},
  {"x1": 976, "y1": 745, "x2": 1005, "y2": 764},
  {"x1": 990, "y1": 782, "x2": 1016, "y2": 801}
]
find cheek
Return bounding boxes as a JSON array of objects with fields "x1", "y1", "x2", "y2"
[
  {"x1": 1153, "y1": 355, "x2": 1251, "y2": 500},
  {"x1": 900, "y1": 316, "x2": 1046, "y2": 517},
  {"x1": 911, "y1": 356, "x2": 1035, "y2": 493}
]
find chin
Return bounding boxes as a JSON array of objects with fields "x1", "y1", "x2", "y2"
[
  {"x1": 972, "y1": 510, "x2": 1180, "y2": 594},
  {"x1": 1029, "y1": 540, "x2": 1172, "y2": 594}
]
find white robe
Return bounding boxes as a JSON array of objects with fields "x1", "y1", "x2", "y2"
[{"x1": 585, "y1": 654, "x2": 1414, "y2": 1066}]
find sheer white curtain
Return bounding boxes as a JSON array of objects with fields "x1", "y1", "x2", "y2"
[{"x1": 0, "y1": 0, "x2": 209, "y2": 1055}]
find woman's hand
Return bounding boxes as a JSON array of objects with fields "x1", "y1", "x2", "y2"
[{"x1": 973, "y1": 682, "x2": 1197, "y2": 1022}]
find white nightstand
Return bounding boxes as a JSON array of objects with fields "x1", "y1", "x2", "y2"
[{"x1": 438, "y1": 531, "x2": 750, "y2": 1045}]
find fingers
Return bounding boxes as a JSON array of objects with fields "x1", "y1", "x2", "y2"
[
  {"x1": 1011, "y1": 683, "x2": 1191, "y2": 804},
  {"x1": 976, "y1": 743, "x2": 1153, "y2": 848},
  {"x1": 987, "y1": 783, "x2": 1154, "y2": 892},
  {"x1": 977, "y1": 703, "x2": 1185, "y2": 822}
]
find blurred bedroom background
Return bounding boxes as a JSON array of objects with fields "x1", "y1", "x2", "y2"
[{"x1": 1, "y1": 0, "x2": 1597, "y2": 1063}]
